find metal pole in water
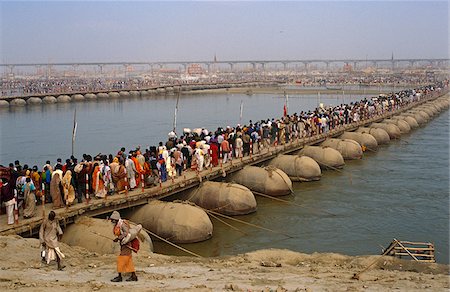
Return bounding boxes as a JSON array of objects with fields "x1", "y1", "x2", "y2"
[{"x1": 72, "y1": 109, "x2": 77, "y2": 157}]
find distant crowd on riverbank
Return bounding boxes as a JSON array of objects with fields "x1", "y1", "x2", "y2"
[
  {"x1": 0, "y1": 80, "x2": 447, "y2": 225},
  {"x1": 1, "y1": 69, "x2": 441, "y2": 97},
  {"x1": 0, "y1": 74, "x2": 279, "y2": 97}
]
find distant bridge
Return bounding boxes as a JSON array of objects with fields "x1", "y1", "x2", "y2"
[{"x1": 1, "y1": 58, "x2": 449, "y2": 73}]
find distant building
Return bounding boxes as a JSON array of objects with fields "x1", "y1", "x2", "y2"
[
  {"x1": 187, "y1": 64, "x2": 205, "y2": 75},
  {"x1": 160, "y1": 68, "x2": 179, "y2": 74},
  {"x1": 343, "y1": 63, "x2": 353, "y2": 72}
]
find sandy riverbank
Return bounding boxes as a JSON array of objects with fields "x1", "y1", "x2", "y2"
[{"x1": 0, "y1": 235, "x2": 448, "y2": 291}]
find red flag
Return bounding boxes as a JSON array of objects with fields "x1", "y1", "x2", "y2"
[{"x1": 283, "y1": 104, "x2": 287, "y2": 117}]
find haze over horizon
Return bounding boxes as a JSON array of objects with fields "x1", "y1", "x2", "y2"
[{"x1": 1, "y1": 1, "x2": 448, "y2": 64}]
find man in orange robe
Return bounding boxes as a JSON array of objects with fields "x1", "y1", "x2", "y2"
[{"x1": 110, "y1": 211, "x2": 138, "y2": 282}]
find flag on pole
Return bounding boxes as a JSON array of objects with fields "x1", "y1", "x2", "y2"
[{"x1": 283, "y1": 104, "x2": 287, "y2": 117}]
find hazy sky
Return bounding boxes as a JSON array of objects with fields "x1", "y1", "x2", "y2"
[{"x1": 0, "y1": 1, "x2": 448, "y2": 63}]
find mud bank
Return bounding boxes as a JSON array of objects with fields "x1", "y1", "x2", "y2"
[{"x1": 0, "y1": 235, "x2": 448, "y2": 291}]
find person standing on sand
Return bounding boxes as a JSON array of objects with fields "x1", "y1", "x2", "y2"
[
  {"x1": 39, "y1": 210, "x2": 65, "y2": 270},
  {"x1": 110, "y1": 211, "x2": 138, "y2": 282}
]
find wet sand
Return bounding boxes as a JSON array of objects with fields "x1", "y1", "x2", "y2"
[{"x1": 0, "y1": 235, "x2": 448, "y2": 291}]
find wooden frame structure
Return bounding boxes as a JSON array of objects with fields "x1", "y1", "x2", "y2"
[{"x1": 384, "y1": 238, "x2": 435, "y2": 263}]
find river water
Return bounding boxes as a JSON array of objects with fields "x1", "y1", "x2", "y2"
[
  {"x1": 0, "y1": 92, "x2": 369, "y2": 166},
  {"x1": 0, "y1": 92, "x2": 448, "y2": 263}
]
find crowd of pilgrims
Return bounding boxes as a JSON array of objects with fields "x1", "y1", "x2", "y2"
[{"x1": 0, "y1": 81, "x2": 446, "y2": 225}]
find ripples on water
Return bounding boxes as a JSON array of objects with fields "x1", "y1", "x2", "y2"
[
  {"x1": 0, "y1": 93, "x2": 368, "y2": 165},
  {"x1": 156, "y1": 108, "x2": 449, "y2": 263},
  {"x1": 1, "y1": 93, "x2": 448, "y2": 263}
]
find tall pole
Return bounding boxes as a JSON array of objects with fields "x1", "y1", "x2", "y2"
[
  {"x1": 239, "y1": 100, "x2": 243, "y2": 124},
  {"x1": 284, "y1": 91, "x2": 289, "y2": 115},
  {"x1": 72, "y1": 109, "x2": 77, "y2": 157},
  {"x1": 173, "y1": 92, "x2": 180, "y2": 134}
]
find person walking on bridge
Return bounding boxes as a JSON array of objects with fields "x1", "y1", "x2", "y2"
[{"x1": 1, "y1": 177, "x2": 16, "y2": 225}]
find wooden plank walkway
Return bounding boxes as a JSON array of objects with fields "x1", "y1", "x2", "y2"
[{"x1": 0, "y1": 92, "x2": 444, "y2": 237}]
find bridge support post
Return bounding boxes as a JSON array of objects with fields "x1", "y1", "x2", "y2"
[
  {"x1": 35, "y1": 65, "x2": 42, "y2": 76},
  {"x1": 123, "y1": 64, "x2": 129, "y2": 78},
  {"x1": 303, "y1": 62, "x2": 309, "y2": 73},
  {"x1": 261, "y1": 62, "x2": 266, "y2": 71},
  {"x1": 7, "y1": 65, "x2": 14, "y2": 74}
]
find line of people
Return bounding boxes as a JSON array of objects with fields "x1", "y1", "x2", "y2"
[{"x1": 0, "y1": 81, "x2": 447, "y2": 225}]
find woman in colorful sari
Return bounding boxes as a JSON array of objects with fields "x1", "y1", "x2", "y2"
[
  {"x1": 143, "y1": 157, "x2": 152, "y2": 187},
  {"x1": 110, "y1": 157, "x2": 120, "y2": 175},
  {"x1": 111, "y1": 160, "x2": 127, "y2": 193},
  {"x1": 110, "y1": 157, "x2": 120, "y2": 190},
  {"x1": 210, "y1": 142, "x2": 219, "y2": 167},
  {"x1": 156, "y1": 155, "x2": 167, "y2": 182},
  {"x1": 22, "y1": 177, "x2": 36, "y2": 218},
  {"x1": 92, "y1": 163, "x2": 107, "y2": 199},
  {"x1": 131, "y1": 153, "x2": 143, "y2": 189},
  {"x1": 62, "y1": 170, "x2": 75, "y2": 207},
  {"x1": 50, "y1": 173, "x2": 64, "y2": 209},
  {"x1": 30, "y1": 166, "x2": 43, "y2": 203},
  {"x1": 102, "y1": 161, "x2": 113, "y2": 194}
]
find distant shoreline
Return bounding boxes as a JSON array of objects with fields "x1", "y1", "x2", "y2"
[{"x1": 0, "y1": 82, "x2": 422, "y2": 108}]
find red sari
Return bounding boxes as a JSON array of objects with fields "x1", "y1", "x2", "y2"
[{"x1": 210, "y1": 143, "x2": 219, "y2": 166}]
